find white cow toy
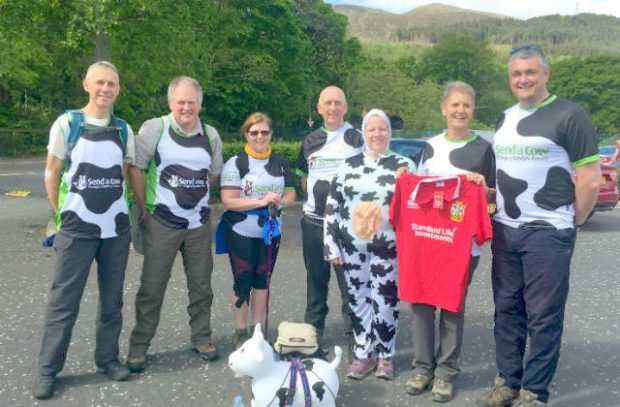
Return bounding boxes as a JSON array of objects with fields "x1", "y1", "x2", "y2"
[{"x1": 228, "y1": 323, "x2": 342, "y2": 407}]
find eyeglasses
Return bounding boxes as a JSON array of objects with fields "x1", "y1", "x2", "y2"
[
  {"x1": 510, "y1": 43, "x2": 543, "y2": 56},
  {"x1": 247, "y1": 130, "x2": 271, "y2": 137}
]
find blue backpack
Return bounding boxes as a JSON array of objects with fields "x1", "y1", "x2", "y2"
[{"x1": 65, "y1": 109, "x2": 128, "y2": 152}]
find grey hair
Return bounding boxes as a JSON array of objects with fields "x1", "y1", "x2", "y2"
[
  {"x1": 509, "y1": 44, "x2": 549, "y2": 70},
  {"x1": 85, "y1": 61, "x2": 119, "y2": 81},
  {"x1": 442, "y1": 81, "x2": 476, "y2": 106},
  {"x1": 167, "y1": 76, "x2": 203, "y2": 106}
]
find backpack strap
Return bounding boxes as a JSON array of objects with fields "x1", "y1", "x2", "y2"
[
  {"x1": 65, "y1": 110, "x2": 128, "y2": 149},
  {"x1": 111, "y1": 115, "x2": 128, "y2": 145},
  {"x1": 65, "y1": 109, "x2": 85, "y2": 153}
]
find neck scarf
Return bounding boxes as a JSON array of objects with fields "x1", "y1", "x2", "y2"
[{"x1": 245, "y1": 144, "x2": 271, "y2": 160}]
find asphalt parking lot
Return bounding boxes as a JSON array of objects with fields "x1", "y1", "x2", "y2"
[{"x1": 0, "y1": 158, "x2": 619, "y2": 407}]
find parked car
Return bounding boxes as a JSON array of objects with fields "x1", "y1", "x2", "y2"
[
  {"x1": 598, "y1": 145, "x2": 617, "y2": 163},
  {"x1": 389, "y1": 138, "x2": 427, "y2": 166},
  {"x1": 593, "y1": 160, "x2": 619, "y2": 213}
]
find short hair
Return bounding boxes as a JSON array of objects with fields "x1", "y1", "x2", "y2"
[
  {"x1": 85, "y1": 61, "x2": 119, "y2": 81},
  {"x1": 241, "y1": 112, "x2": 272, "y2": 135},
  {"x1": 442, "y1": 81, "x2": 476, "y2": 106},
  {"x1": 509, "y1": 44, "x2": 549, "y2": 70},
  {"x1": 167, "y1": 76, "x2": 203, "y2": 106}
]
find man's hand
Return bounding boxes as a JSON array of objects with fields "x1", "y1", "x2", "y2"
[{"x1": 574, "y1": 160, "x2": 601, "y2": 226}]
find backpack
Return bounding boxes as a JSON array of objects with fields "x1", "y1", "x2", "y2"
[{"x1": 65, "y1": 109, "x2": 128, "y2": 153}]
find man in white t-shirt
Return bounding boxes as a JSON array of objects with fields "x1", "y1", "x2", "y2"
[
  {"x1": 295, "y1": 86, "x2": 364, "y2": 352},
  {"x1": 34, "y1": 61, "x2": 135, "y2": 399}
]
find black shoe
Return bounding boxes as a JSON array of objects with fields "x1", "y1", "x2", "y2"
[
  {"x1": 99, "y1": 360, "x2": 131, "y2": 381},
  {"x1": 33, "y1": 374, "x2": 55, "y2": 400},
  {"x1": 127, "y1": 356, "x2": 146, "y2": 373},
  {"x1": 192, "y1": 341, "x2": 220, "y2": 362}
]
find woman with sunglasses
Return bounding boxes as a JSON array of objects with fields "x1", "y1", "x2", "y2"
[{"x1": 218, "y1": 112, "x2": 296, "y2": 349}]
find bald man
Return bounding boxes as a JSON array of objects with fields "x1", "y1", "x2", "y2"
[{"x1": 295, "y1": 86, "x2": 364, "y2": 353}]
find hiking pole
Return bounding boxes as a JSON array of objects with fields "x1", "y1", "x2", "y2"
[{"x1": 263, "y1": 202, "x2": 277, "y2": 340}]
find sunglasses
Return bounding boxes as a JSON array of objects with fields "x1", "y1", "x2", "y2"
[
  {"x1": 247, "y1": 130, "x2": 271, "y2": 137},
  {"x1": 510, "y1": 43, "x2": 543, "y2": 56}
]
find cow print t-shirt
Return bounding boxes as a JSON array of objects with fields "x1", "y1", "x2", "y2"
[
  {"x1": 220, "y1": 152, "x2": 295, "y2": 238},
  {"x1": 493, "y1": 95, "x2": 599, "y2": 229}
]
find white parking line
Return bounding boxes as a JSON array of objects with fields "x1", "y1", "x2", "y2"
[{"x1": 0, "y1": 171, "x2": 42, "y2": 177}]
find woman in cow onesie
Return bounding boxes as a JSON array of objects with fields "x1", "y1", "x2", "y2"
[
  {"x1": 219, "y1": 112, "x2": 296, "y2": 349},
  {"x1": 323, "y1": 109, "x2": 415, "y2": 380}
]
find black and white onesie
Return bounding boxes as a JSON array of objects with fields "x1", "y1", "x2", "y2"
[{"x1": 324, "y1": 152, "x2": 415, "y2": 359}]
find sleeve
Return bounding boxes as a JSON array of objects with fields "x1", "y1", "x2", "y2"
[
  {"x1": 295, "y1": 141, "x2": 308, "y2": 177},
  {"x1": 133, "y1": 118, "x2": 163, "y2": 170},
  {"x1": 483, "y1": 143, "x2": 496, "y2": 188},
  {"x1": 47, "y1": 114, "x2": 69, "y2": 160},
  {"x1": 473, "y1": 183, "x2": 493, "y2": 246},
  {"x1": 220, "y1": 156, "x2": 242, "y2": 188},
  {"x1": 417, "y1": 144, "x2": 432, "y2": 175},
  {"x1": 282, "y1": 159, "x2": 295, "y2": 190},
  {"x1": 562, "y1": 104, "x2": 599, "y2": 167},
  {"x1": 123, "y1": 124, "x2": 135, "y2": 165},
  {"x1": 404, "y1": 156, "x2": 417, "y2": 174},
  {"x1": 206, "y1": 124, "x2": 224, "y2": 177},
  {"x1": 323, "y1": 166, "x2": 345, "y2": 261},
  {"x1": 389, "y1": 176, "x2": 403, "y2": 229}
]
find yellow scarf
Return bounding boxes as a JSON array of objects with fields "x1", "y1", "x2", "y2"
[{"x1": 245, "y1": 144, "x2": 271, "y2": 160}]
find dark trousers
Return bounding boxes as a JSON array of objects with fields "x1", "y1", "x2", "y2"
[
  {"x1": 38, "y1": 230, "x2": 130, "y2": 376},
  {"x1": 301, "y1": 215, "x2": 352, "y2": 337},
  {"x1": 492, "y1": 221, "x2": 576, "y2": 403}
]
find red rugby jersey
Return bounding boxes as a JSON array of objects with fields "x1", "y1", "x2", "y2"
[{"x1": 390, "y1": 174, "x2": 492, "y2": 312}]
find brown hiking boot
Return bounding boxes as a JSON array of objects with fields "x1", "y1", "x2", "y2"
[
  {"x1": 193, "y1": 340, "x2": 219, "y2": 361},
  {"x1": 477, "y1": 376, "x2": 519, "y2": 407},
  {"x1": 233, "y1": 328, "x2": 249, "y2": 349},
  {"x1": 513, "y1": 389, "x2": 547, "y2": 406}
]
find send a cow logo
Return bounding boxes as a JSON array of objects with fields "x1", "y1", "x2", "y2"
[
  {"x1": 72, "y1": 174, "x2": 121, "y2": 190},
  {"x1": 167, "y1": 174, "x2": 206, "y2": 189},
  {"x1": 243, "y1": 179, "x2": 253, "y2": 196}
]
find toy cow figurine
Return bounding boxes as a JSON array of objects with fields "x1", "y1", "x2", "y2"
[{"x1": 228, "y1": 323, "x2": 342, "y2": 407}]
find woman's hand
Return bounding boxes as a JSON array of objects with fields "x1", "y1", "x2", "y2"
[
  {"x1": 466, "y1": 172, "x2": 487, "y2": 187},
  {"x1": 260, "y1": 192, "x2": 281, "y2": 207},
  {"x1": 395, "y1": 166, "x2": 409, "y2": 179},
  {"x1": 328, "y1": 257, "x2": 343, "y2": 266}
]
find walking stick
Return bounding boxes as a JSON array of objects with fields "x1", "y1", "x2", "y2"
[{"x1": 263, "y1": 202, "x2": 277, "y2": 339}]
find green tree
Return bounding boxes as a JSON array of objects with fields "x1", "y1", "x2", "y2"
[
  {"x1": 0, "y1": 0, "x2": 360, "y2": 138},
  {"x1": 415, "y1": 34, "x2": 507, "y2": 125},
  {"x1": 549, "y1": 55, "x2": 620, "y2": 134}
]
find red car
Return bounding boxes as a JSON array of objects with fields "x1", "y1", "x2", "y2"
[{"x1": 593, "y1": 156, "x2": 619, "y2": 213}]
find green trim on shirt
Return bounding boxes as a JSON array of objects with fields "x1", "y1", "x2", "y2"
[
  {"x1": 444, "y1": 132, "x2": 477, "y2": 143},
  {"x1": 573, "y1": 154, "x2": 600, "y2": 168},
  {"x1": 519, "y1": 94, "x2": 557, "y2": 111},
  {"x1": 295, "y1": 168, "x2": 307, "y2": 177}
]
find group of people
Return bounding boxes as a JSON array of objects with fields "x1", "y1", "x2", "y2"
[{"x1": 34, "y1": 43, "x2": 600, "y2": 407}]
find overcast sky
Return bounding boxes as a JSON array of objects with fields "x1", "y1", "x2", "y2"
[{"x1": 324, "y1": 0, "x2": 620, "y2": 19}]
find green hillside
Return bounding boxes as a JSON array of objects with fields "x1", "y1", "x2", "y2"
[
  {"x1": 334, "y1": 3, "x2": 620, "y2": 56},
  {"x1": 334, "y1": 3, "x2": 507, "y2": 41}
]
